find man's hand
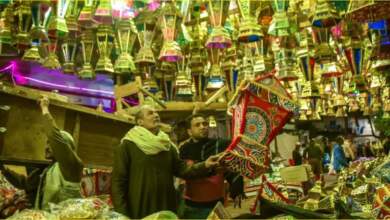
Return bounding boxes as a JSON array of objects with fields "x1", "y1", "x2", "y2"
[
  {"x1": 205, "y1": 153, "x2": 223, "y2": 168},
  {"x1": 39, "y1": 95, "x2": 50, "y2": 115}
]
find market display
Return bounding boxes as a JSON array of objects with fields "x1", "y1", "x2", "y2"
[{"x1": 0, "y1": 171, "x2": 28, "y2": 218}]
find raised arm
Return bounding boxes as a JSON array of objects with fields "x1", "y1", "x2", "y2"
[{"x1": 39, "y1": 96, "x2": 83, "y2": 182}]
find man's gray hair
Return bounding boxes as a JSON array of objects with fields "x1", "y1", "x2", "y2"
[{"x1": 133, "y1": 105, "x2": 154, "y2": 124}]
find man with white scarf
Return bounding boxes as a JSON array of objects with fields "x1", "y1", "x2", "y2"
[{"x1": 111, "y1": 105, "x2": 221, "y2": 219}]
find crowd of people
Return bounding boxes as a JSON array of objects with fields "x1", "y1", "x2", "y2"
[{"x1": 291, "y1": 135, "x2": 390, "y2": 179}]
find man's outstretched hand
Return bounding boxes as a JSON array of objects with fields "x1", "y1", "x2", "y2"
[
  {"x1": 39, "y1": 95, "x2": 50, "y2": 115},
  {"x1": 205, "y1": 153, "x2": 224, "y2": 169}
]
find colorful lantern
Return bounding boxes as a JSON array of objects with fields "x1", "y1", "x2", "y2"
[
  {"x1": 42, "y1": 38, "x2": 61, "y2": 69},
  {"x1": 135, "y1": 10, "x2": 157, "y2": 66},
  {"x1": 205, "y1": 0, "x2": 232, "y2": 48},
  {"x1": 157, "y1": 0, "x2": 183, "y2": 62},
  {"x1": 15, "y1": 1, "x2": 32, "y2": 49},
  {"x1": 274, "y1": 48, "x2": 298, "y2": 81},
  {"x1": 344, "y1": 39, "x2": 367, "y2": 89},
  {"x1": 0, "y1": 4, "x2": 17, "y2": 56},
  {"x1": 268, "y1": 0, "x2": 290, "y2": 37},
  {"x1": 93, "y1": 0, "x2": 113, "y2": 25},
  {"x1": 47, "y1": 0, "x2": 69, "y2": 38},
  {"x1": 222, "y1": 71, "x2": 298, "y2": 179},
  {"x1": 114, "y1": 19, "x2": 137, "y2": 75},
  {"x1": 61, "y1": 39, "x2": 77, "y2": 73},
  {"x1": 237, "y1": 0, "x2": 263, "y2": 42},
  {"x1": 311, "y1": 0, "x2": 340, "y2": 28},
  {"x1": 78, "y1": 0, "x2": 95, "y2": 27},
  {"x1": 78, "y1": 28, "x2": 95, "y2": 79},
  {"x1": 206, "y1": 48, "x2": 224, "y2": 91},
  {"x1": 175, "y1": 62, "x2": 193, "y2": 99}
]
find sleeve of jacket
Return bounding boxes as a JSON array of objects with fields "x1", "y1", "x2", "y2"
[
  {"x1": 112, "y1": 141, "x2": 130, "y2": 216},
  {"x1": 335, "y1": 146, "x2": 348, "y2": 166},
  {"x1": 172, "y1": 148, "x2": 214, "y2": 179}
]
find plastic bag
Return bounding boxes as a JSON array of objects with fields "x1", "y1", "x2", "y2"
[
  {"x1": 142, "y1": 211, "x2": 178, "y2": 220},
  {"x1": 51, "y1": 197, "x2": 109, "y2": 219},
  {"x1": 99, "y1": 211, "x2": 130, "y2": 220},
  {"x1": 7, "y1": 209, "x2": 58, "y2": 220}
]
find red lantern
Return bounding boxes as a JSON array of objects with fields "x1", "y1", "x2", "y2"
[{"x1": 221, "y1": 71, "x2": 298, "y2": 179}]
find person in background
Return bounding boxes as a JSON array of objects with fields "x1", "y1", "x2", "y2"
[
  {"x1": 292, "y1": 142, "x2": 303, "y2": 165},
  {"x1": 179, "y1": 114, "x2": 244, "y2": 219},
  {"x1": 111, "y1": 105, "x2": 221, "y2": 219},
  {"x1": 330, "y1": 136, "x2": 348, "y2": 173},
  {"x1": 384, "y1": 137, "x2": 390, "y2": 155},
  {"x1": 303, "y1": 141, "x2": 323, "y2": 179},
  {"x1": 363, "y1": 142, "x2": 375, "y2": 158},
  {"x1": 0, "y1": 96, "x2": 83, "y2": 210},
  {"x1": 343, "y1": 138, "x2": 356, "y2": 163}
]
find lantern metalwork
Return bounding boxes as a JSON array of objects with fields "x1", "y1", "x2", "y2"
[
  {"x1": 268, "y1": 0, "x2": 290, "y2": 37},
  {"x1": 0, "y1": 4, "x2": 17, "y2": 56},
  {"x1": 237, "y1": 0, "x2": 263, "y2": 42},
  {"x1": 114, "y1": 19, "x2": 137, "y2": 75},
  {"x1": 312, "y1": 0, "x2": 340, "y2": 28},
  {"x1": 47, "y1": 0, "x2": 69, "y2": 38},
  {"x1": 78, "y1": 28, "x2": 95, "y2": 79},
  {"x1": 93, "y1": 0, "x2": 113, "y2": 25},
  {"x1": 15, "y1": 1, "x2": 32, "y2": 49},
  {"x1": 135, "y1": 10, "x2": 157, "y2": 66},
  {"x1": 61, "y1": 39, "x2": 77, "y2": 73},
  {"x1": 206, "y1": 0, "x2": 232, "y2": 48}
]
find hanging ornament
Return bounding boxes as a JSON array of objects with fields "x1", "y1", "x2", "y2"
[
  {"x1": 268, "y1": 0, "x2": 290, "y2": 37},
  {"x1": 237, "y1": 0, "x2": 263, "y2": 42},
  {"x1": 61, "y1": 38, "x2": 77, "y2": 73},
  {"x1": 95, "y1": 25, "x2": 114, "y2": 74},
  {"x1": 93, "y1": 0, "x2": 113, "y2": 25},
  {"x1": 47, "y1": 0, "x2": 69, "y2": 38},
  {"x1": 157, "y1": 0, "x2": 183, "y2": 62},
  {"x1": 274, "y1": 48, "x2": 298, "y2": 81},
  {"x1": 222, "y1": 45, "x2": 238, "y2": 92},
  {"x1": 311, "y1": 0, "x2": 340, "y2": 28},
  {"x1": 135, "y1": 10, "x2": 157, "y2": 66},
  {"x1": 344, "y1": 39, "x2": 367, "y2": 90},
  {"x1": 205, "y1": 0, "x2": 232, "y2": 48},
  {"x1": 312, "y1": 27, "x2": 336, "y2": 63},
  {"x1": 78, "y1": 0, "x2": 95, "y2": 27},
  {"x1": 0, "y1": 3, "x2": 17, "y2": 56},
  {"x1": 66, "y1": 0, "x2": 81, "y2": 36},
  {"x1": 42, "y1": 38, "x2": 61, "y2": 69},
  {"x1": 114, "y1": 19, "x2": 137, "y2": 75},
  {"x1": 15, "y1": 1, "x2": 32, "y2": 49},
  {"x1": 347, "y1": 0, "x2": 390, "y2": 23},
  {"x1": 78, "y1": 28, "x2": 95, "y2": 79},
  {"x1": 175, "y1": 61, "x2": 193, "y2": 99},
  {"x1": 206, "y1": 48, "x2": 224, "y2": 91}
]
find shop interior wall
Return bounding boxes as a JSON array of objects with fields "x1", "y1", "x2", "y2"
[{"x1": 0, "y1": 93, "x2": 131, "y2": 168}]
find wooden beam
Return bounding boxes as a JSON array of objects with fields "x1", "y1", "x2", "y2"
[
  {"x1": 162, "y1": 101, "x2": 227, "y2": 112},
  {"x1": 0, "y1": 83, "x2": 133, "y2": 124}
]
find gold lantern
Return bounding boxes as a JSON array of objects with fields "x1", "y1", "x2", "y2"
[
  {"x1": 140, "y1": 66, "x2": 159, "y2": 94},
  {"x1": 326, "y1": 98, "x2": 336, "y2": 117},
  {"x1": 268, "y1": 0, "x2": 290, "y2": 37},
  {"x1": 93, "y1": 0, "x2": 112, "y2": 24},
  {"x1": 348, "y1": 95, "x2": 360, "y2": 112},
  {"x1": 206, "y1": 48, "x2": 224, "y2": 91},
  {"x1": 78, "y1": 0, "x2": 94, "y2": 27},
  {"x1": 311, "y1": 0, "x2": 340, "y2": 28},
  {"x1": 95, "y1": 25, "x2": 114, "y2": 74},
  {"x1": 61, "y1": 39, "x2": 77, "y2": 73},
  {"x1": 206, "y1": 0, "x2": 232, "y2": 49},
  {"x1": 237, "y1": 0, "x2": 263, "y2": 42},
  {"x1": 222, "y1": 45, "x2": 237, "y2": 92},
  {"x1": 308, "y1": 98, "x2": 322, "y2": 120},
  {"x1": 175, "y1": 62, "x2": 193, "y2": 99},
  {"x1": 344, "y1": 39, "x2": 367, "y2": 90},
  {"x1": 65, "y1": 0, "x2": 81, "y2": 35},
  {"x1": 42, "y1": 38, "x2": 61, "y2": 69},
  {"x1": 78, "y1": 29, "x2": 95, "y2": 79},
  {"x1": 15, "y1": 0, "x2": 32, "y2": 49},
  {"x1": 135, "y1": 10, "x2": 157, "y2": 66},
  {"x1": 0, "y1": 4, "x2": 17, "y2": 56},
  {"x1": 47, "y1": 0, "x2": 69, "y2": 38},
  {"x1": 312, "y1": 27, "x2": 336, "y2": 63},
  {"x1": 157, "y1": 0, "x2": 183, "y2": 62},
  {"x1": 22, "y1": 42, "x2": 42, "y2": 62},
  {"x1": 274, "y1": 48, "x2": 298, "y2": 81},
  {"x1": 114, "y1": 19, "x2": 137, "y2": 75},
  {"x1": 347, "y1": 0, "x2": 390, "y2": 23},
  {"x1": 299, "y1": 99, "x2": 309, "y2": 120}
]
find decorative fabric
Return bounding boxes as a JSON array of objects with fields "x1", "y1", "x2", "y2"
[
  {"x1": 222, "y1": 71, "x2": 298, "y2": 179},
  {"x1": 80, "y1": 168, "x2": 112, "y2": 198},
  {"x1": 122, "y1": 126, "x2": 177, "y2": 155},
  {"x1": 372, "y1": 184, "x2": 390, "y2": 219}
]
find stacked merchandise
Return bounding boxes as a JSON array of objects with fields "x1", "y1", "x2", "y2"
[
  {"x1": 0, "y1": 171, "x2": 28, "y2": 218},
  {"x1": 250, "y1": 155, "x2": 390, "y2": 219},
  {"x1": 80, "y1": 168, "x2": 112, "y2": 207}
]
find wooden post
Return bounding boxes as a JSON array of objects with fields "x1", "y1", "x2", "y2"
[{"x1": 135, "y1": 76, "x2": 144, "y2": 105}]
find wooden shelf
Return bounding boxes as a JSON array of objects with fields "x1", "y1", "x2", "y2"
[
  {"x1": 0, "y1": 82, "x2": 133, "y2": 124},
  {"x1": 161, "y1": 101, "x2": 227, "y2": 112}
]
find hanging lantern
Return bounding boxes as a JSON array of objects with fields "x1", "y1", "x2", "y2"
[
  {"x1": 61, "y1": 39, "x2": 77, "y2": 73},
  {"x1": 205, "y1": 0, "x2": 232, "y2": 48},
  {"x1": 297, "y1": 32, "x2": 318, "y2": 98},
  {"x1": 344, "y1": 39, "x2": 367, "y2": 89},
  {"x1": 78, "y1": 29, "x2": 95, "y2": 79},
  {"x1": 274, "y1": 48, "x2": 298, "y2": 81},
  {"x1": 312, "y1": 0, "x2": 340, "y2": 28},
  {"x1": 312, "y1": 27, "x2": 336, "y2": 63},
  {"x1": 326, "y1": 98, "x2": 336, "y2": 116},
  {"x1": 320, "y1": 61, "x2": 343, "y2": 78},
  {"x1": 42, "y1": 38, "x2": 61, "y2": 69},
  {"x1": 299, "y1": 99, "x2": 309, "y2": 120},
  {"x1": 237, "y1": 0, "x2": 263, "y2": 42},
  {"x1": 114, "y1": 19, "x2": 137, "y2": 75},
  {"x1": 206, "y1": 48, "x2": 224, "y2": 91},
  {"x1": 160, "y1": 62, "x2": 176, "y2": 99},
  {"x1": 157, "y1": 0, "x2": 183, "y2": 62},
  {"x1": 30, "y1": 1, "x2": 51, "y2": 40},
  {"x1": 15, "y1": 1, "x2": 32, "y2": 49},
  {"x1": 47, "y1": 0, "x2": 69, "y2": 38},
  {"x1": 22, "y1": 42, "x2": 42, "y2": 62},
  {"x1": 95, "y1": 25, "x2": 114, "y2": 74},
  {"x1": 66, "y1": 0, "x2": 81, "y2": 36},
  {"x1": 93, "y1": 0, "x2": 113, "y2": 25},
  {"x1": 175, "y1": 63, "x2": 193, "y2": 99},
  {"x1": 268, "y1": 0, "x2": 290, "y2": 37},
  {"x1": 135, "y1": 10, "x2": 157, "y2": 66},
  {"x1": 347, "y1": 0, "x2": 390, "y2": 23},
  {"x1": 78, "y1": 0, "x2": 94, "y2": 27},
  {"x1": 0, "y1": 4, "x2": 17, "y2": 56},
  {"x1": 308, "y1": 98, "x2": 322, "y2": 120},
  {"x1": 222, "y1": 45, "x2": 238, "y2": 92}
]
